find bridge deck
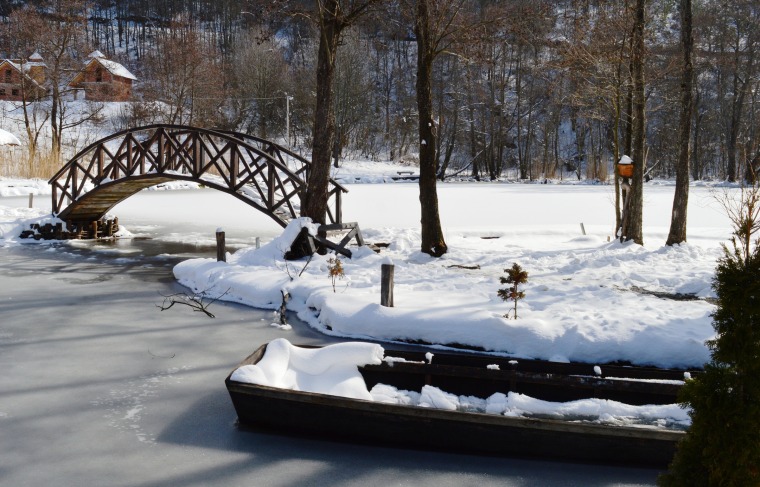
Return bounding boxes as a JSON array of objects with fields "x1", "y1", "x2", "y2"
[{"x1": 59, "y1": 177, "x2": 174, "y2": 222}]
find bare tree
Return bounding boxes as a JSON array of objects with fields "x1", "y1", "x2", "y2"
[
  {"x1": 712, "y1": 1, "x2": 758, "y2": 182},
  {"x1": 290, "y1": 0, "x2": 385, "y2": 224},
  {"x1": 141, "y1": 22, "x2": 220, "y2": 126},
  {"x1": 4, "y1": 0, "x2": 103, "y2": 171},
  {"x1": 231, "y1": 30, "x2": 291, "y2": 138},
  {"x1": 0, "y1": 7, "x2": 49, "y2": 176},
  {"x1": 621, "y1": 0, "x2": 647, "y2": 245},
  {"x1": 666, "y1": 0, "x2": 694, "y2": 246},
  {"x1": 332, "y1": 30, "x2": 373, "y2": 165},
  {"x1": 413, "y1": 0, "x2": 464, "y2": 256},
  {"x1": 40, "y1": 0, "x2": 91, "y2": 164}
]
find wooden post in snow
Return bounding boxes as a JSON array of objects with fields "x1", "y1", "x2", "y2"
[
  {"x1": 381, "y1": 263, "x2": 394, "y2": 307},
  {"x1": 216, "y1": 228, "x2": 226, "y2": 262}
]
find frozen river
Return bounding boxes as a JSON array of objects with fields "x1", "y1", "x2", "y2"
[{"x1": 0, "y1": 189, "x2": 668, "y2": 486}]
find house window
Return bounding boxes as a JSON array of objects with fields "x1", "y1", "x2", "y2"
[
  {"x1": 95, "y1": 68, "x2": 102, "y2": 82},
  {"x1": 0, "y1": 88, "x2": 5, "y2": 96},
  {"x1": 4, "y1": 69, "x2": 11, "y2": 82},
  {"x1": 12, "y1": 89, "x2": 19, "y2": 96}
]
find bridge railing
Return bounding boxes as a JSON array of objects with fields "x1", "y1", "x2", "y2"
[
  {"x1": 49, "y1": 125, "x2": 347, "y2": 227},
  {"x1": 215, "y1": 130, "x2": 348, "y2": 225}
]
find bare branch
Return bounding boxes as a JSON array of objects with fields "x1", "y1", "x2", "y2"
[{"x1": 156, "y1": 289, "x2": 231, "y2": 318}]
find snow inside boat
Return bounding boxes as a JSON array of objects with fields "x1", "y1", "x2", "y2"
[{"x1": 225, "y1": 339, "x2": 693, "y2": 467}]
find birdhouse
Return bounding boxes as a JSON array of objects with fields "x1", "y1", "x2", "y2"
[{"x1": 617, "y1": 155, "x2": 633, "y2": 178}]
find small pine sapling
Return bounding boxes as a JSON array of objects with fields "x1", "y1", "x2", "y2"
[
  {"x1": 327, "y1": 255, "x2": 345, "y2": 293},
  {"x1": 498, "y1": 263, "x2": 528, "y2": 319}
]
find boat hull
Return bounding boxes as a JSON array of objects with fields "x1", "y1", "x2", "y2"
[{"x1": 226, "y1": 344, "x2": 686, "y2": 467}]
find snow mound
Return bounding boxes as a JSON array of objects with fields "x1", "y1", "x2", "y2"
[
  {"x1": 231, "y1": 218, "x2": 319, "y2": 266},
  {"x1": 230, "y1": 338, "x2": 384, "y2": 400}
]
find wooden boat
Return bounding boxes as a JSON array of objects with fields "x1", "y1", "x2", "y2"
[{"x1": 226, "y1": 342, "x2": 694, "y2": 467}]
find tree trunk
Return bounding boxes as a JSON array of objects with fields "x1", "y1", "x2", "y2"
[
  {"x1": 20, "y1": 81, "x2": 38, "y2": 177},
  {"x1": 692, "y1": 87, "x2": 702, "y2": 180},
  {"x1": 515, "y1": 51, "x2": 527, "y2": 179},
  {"x1": 302, "y1": 1, "x2": 341, "y2": 224},
  {"x1": 725, "y1": 31, "x2": 756, "y2": 182},
  {"x1": 624, "y1": 37, "x2": 634, "y2": 159},
  {"x1": 622, "y1": 0, "x2": 646, "y2": 245},
  {"x1": 50, "y1": 82, "x2": 61, "y2": 164},
  {"x1": 415, "y1": 0, "x2": 447, "y2": 257},
  {"x1": 666, "y1": 0, "x2": 693, "y2": 246}
]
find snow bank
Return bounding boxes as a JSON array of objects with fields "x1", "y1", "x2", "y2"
[
  {"x1": 174, "y1": 222, "x2": 717, "y2": 368},
  {"x1": 0, "y1": 129, "x2": 21, "y2": 146},
  {"x1": 0, "y1": 206, "x2": 56, "y2": 242},
  {"x1": 0, "y1": 178, "x2": 50, "y2": 197}
]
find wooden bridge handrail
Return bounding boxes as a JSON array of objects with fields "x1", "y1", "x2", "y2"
[
  {"x1": 214, "y1": 129, "x2": 349, "y2": 194},
  {"x1": 49, "y1": 124, "x2": 345, "y2": 227},
  {"x1": 49, "y1": 124, "x2": 300, "y2": 186}
]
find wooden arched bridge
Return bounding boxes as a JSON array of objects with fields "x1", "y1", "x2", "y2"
[{"x1": 43, "y1": 124, "x2": 363, "y2": 256}]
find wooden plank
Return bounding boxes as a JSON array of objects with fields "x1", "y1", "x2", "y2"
[{"x1": 320, "y1": 222, "x2": 360, "y2": 232}]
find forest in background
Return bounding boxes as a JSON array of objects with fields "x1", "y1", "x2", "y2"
[{"x1": 0, "y1": 0, "x2": 758, "y2": 183}]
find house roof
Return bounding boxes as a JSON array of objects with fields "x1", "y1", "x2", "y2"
[
  {"x1": 95, "y1": 58, "x2": 137, "y2": 81},
  {"x1": 69, "y1": 54, "x2": 137, "y2": 86},
  {"x1": 0, "y1": 59, "x2": 46, "y2": 90}
]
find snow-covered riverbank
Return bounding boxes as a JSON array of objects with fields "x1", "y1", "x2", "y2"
[
  {"x1": 173, "y1": 180, "x2": 732, "y2": 369},
  {"x1": 2, "y1": 177, "x2": 735, "y2": 368}
]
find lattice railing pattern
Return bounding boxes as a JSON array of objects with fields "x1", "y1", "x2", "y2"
[{"x1": 48, "y1": 125, "x2": 346, "y2": 227}]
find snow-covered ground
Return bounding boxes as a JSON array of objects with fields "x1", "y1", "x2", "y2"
[
  {"x1": 172, "y1": 179, "x2": 730, "y2": 370},
  {"x1": 0, "y1": 167, "x2": 733, "y2": 370}
]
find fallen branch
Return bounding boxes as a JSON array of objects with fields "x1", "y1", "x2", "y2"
[
  {"x1": 156, "y1": 288, "x2": 230, "y2": 318},
  {"x1": 447, "y1": 264, "x2": 481, "y2": 270}
]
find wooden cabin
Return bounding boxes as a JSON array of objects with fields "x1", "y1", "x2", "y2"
[
  {"x1": 0, "y1": 52, "x2": 48, "y2": 102},
  {"x1": 68, "y1": 51, "x2": 137, "y2": 102}
]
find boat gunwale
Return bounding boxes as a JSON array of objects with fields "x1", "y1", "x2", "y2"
[{"x1": 225, "y1": 343, "x2": 686, "y2": 442}]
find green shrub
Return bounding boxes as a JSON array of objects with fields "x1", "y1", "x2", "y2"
[{"x1": 660, "y1": 235, "x2": 760, "y2": 485}]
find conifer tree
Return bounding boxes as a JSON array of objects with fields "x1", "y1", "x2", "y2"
[
  {"x1": 498, "y1": 263, "x2": 528, "y2": 319},
  {"x1": 660, "y1": 186, "x2": 760, "y2": 486}
]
